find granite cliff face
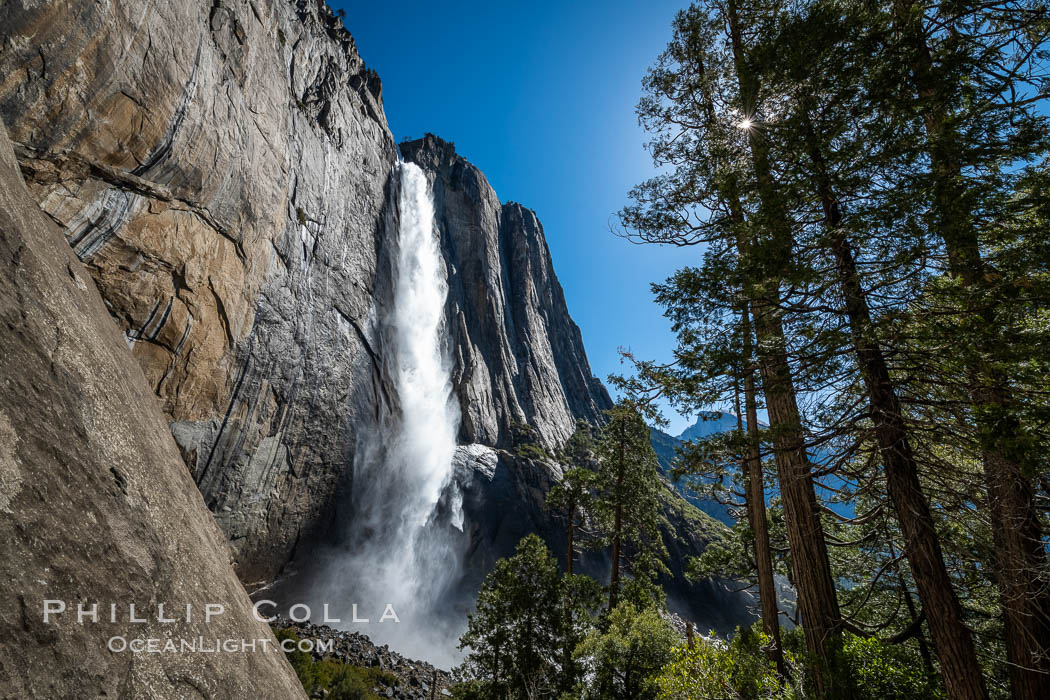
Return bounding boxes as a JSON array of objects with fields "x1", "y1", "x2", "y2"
[
  {"x1": 395, "y1": 137, "x2": 753, "y2": 631},
  {"x1": 0, "y1": 117, "x2": 304, "y2": 698},
  {"x1": 0, "y1": 0, "x2": 610, "y2": 586},
  {"x1": 1, "y1": 0, "x2": 399, "y2": 586},
  {"x1": 400, "y1": 135, "x2": 612, "y2": 449},
  {"x1": 0, "y1": 0, "x2": 750, "y2": 672}
]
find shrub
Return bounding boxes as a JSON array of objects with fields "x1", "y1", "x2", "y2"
[
  {"x1": 654, "y1": 625, "x2": 802, "y2": 700},
  {"x1": 575, "y1": 602, "x2": 678, "y2": 700},
  {"x1": 654, "y1": 623, "x2": 942, "y2": 700},
  {"x1": 274, "y1": 628, "x2": 396, "y2": 700},
  {"x1": 841, "y1": 634, "x2": 944, "y2": 700},
  {"x1": 510, "y1": 421, "x2": 552, "y2": 461}
]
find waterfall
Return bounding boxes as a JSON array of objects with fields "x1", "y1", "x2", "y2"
[
  {"x1": 384, "y1": 161, "x2": 461, "y2": 538},
  {"x1": 354, "y1": 161, "x2": 460, "y2": 530},
  {"x1": 308, "y1": 161, "x2": 464, "y2": 666}
]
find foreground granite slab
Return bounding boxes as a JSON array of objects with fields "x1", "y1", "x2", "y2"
[{"x1": 0, "y1": 122, "x2": 305, "y2": 698}]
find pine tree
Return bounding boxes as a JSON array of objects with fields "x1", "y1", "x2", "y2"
[
  {"x1": 761, "y1": 4, "x2": 990, "y2": 696},
  {"x1": 456, "y1": 534, "x2": 601, "y2": 699},
  {"x1": 886, "y1": 4, "x2": 1050, "y2": 695},
  {"x1": 738, "y1": 302, "x2": 789, "y2": 680},
  {"x1": 622, "y1": 3, "x2": 850, "y2": 692},
  {"x1": 547, "y1": 420, "x2": 599, "y2": 575},
  {"x1": 574, "y1": 601, "x2": 679, "y2": 700},
  {"x1": 593, "y1": 400, "x2": 668, "y2": 611},
  {"x1": 616, "y1": 0, "x2": 1049, "y2": 695}
]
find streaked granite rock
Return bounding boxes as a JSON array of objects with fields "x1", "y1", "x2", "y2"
[
  {"x1": 401, "y1": 134, "x2": 612, "y2": 449},
  {"x1": 0, "y1": 119, "x2": 305, "y2": 699},
  {"x1": 0, "y1": 1, "x2": 609, "y2": 588}
]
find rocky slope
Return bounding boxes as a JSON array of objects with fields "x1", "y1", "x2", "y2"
[
  {"x1": 0, "y1": 120, "x2": 304, "y2": 697},
  {"x1": 274, "y1": 619, "x2": 455, "y2": 699}
]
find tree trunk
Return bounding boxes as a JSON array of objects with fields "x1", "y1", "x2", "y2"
[
  {"x1": 752, "y1": 300, "x2": 848, "y2": 697},
  {"x1": 890, "y1": 542, "x2": 936, "y2": 678},
  {"x1": 892, "y1": 5, "x2": 1050, "y2": 696},
  {"x1": 567, "y1": 498, "x2": 575, "y2": 576},
  {"x1": 740, "y1": 305, "x2": 789, "y2": 680},
  {"x1": 609, "y1": 426, "x2": 625, "y2": 610},
  {"x1": 724, "y1": 4, "x2": 848, "y2": 694},
  {"x1": 609, "y1": 501, "x2": 622, "y2": 611},
  {"x1": 802, "y1": 116, "x2": 989, "y2": 698},
  {"x1": 981, "y1": 445, "x2": 1050, "y2": 700}
]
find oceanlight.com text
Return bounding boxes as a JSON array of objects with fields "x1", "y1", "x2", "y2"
[{"x1": 106, "y1": 636, "x2": 335, "y2": 654}]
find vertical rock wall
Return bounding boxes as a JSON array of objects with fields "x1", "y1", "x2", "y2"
[
  {"x1": 0, "y1": 1, "x2": 612, "y2": 585},
  {"x1": 0, "y1": 116, "x2": 305, "y2": 699},
  {"x1": 0, "y1": 0, "x2": 397, "y2": 583},
  {"x1": 401, "y1": 134, "x2": 612, "y2": 449}
]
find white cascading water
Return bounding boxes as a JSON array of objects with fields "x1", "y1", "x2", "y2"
[{"x1": 323, "y1": 161, "x2": 464, "y2": 665}]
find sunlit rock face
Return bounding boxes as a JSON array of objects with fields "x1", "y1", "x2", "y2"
[
  {"x1": 0, "y1": 116, "x2": 305, "y2": 700},
  {"x1": 401, "y1": 134, "x2": 613, "y2": 450},
  {"x1": 0, "y1": 1, "x2": 609, "y2": 585},
  {"x1": 0, "y1": 1, "x2": 751, "y2": 658},
  {"x1": 0, "y1": 0, "x2": 399, "y2": 585}
]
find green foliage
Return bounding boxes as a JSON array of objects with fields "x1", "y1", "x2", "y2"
[
  {"x1": 658, "y1": 484, "x2": 731, "y2": 550},
  {"x1": 687, "y1": 494, "x2": 787, "y2": 586},
  {"x1": 617, "y1": 0, "x2": 1050, "y2": 694},
  {"x1": 545, "y1": 460, "x2": 599, "y2": 568},
  {"x1": 453, "y1": 2, "x2": 1050, "y2": 692},
  {"x1": 655, "y1": 629, "x2": 800, "y2": 700},
  {"x1": 447, "y1": 680, "x2": 487, "y2": 700},
  {"x1": 515, "y1": 442, "x2": 550, "y2": 462},
  {"x1": 546, "y1": 467, "x2": 596, "y2": 523},
  {"x1": 510, "y1": 421, "x2": 553, "y2": 462},
  {"x1": 274, "y1": 628, "x2": 395, "y2": 700},
  {"x1": 575, "y1": 601, "x2": 679, "y2": 700},
  {"x1": 654, "y1": 622, "x2": 947, "y2": 700},
  {"x1": 456, "y1": 535, "x2": 602, "y2": 699},
  {"x1": 559, "y1": 418, "x2": 597, "y2": 466},
  {"x1": 593, "y1": 400, "x2": 670, "y2": 607},
  {"x1": 296, "y1": 207, "x2": 307, "y2": 226},
  {"x1": 557, "y1": 573, "x2": 606, "y2": 693},
  {"x1": 841, "y1": 634, "x2": 943, "y2": 700}
]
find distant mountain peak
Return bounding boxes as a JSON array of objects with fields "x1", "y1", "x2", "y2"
[{"x1": 677, "y1": 411, "x2": 745, "y2": 441}]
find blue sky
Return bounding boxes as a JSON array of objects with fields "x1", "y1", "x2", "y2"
[{"x1": 332, "y1": 0, "x2": 697, "y2": 435}]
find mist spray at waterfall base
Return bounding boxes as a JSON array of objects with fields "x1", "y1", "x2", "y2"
[{"x1": 296, "y1": 162, "x2": 468, "y2": 668}]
